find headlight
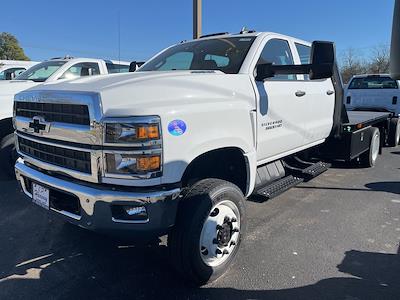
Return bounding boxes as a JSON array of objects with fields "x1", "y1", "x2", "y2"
[
  {"x1": 103, "y1": 117, "x2": 162, "y2": 178},
  {"x1": 105, "y1": 122, "x2": 160, "y2": 144},
  {"x1": 105, "y1": 153, "x2": 161, "y2": 175}
]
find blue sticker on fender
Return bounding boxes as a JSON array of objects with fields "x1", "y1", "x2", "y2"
[{"x1": 168, "y1": 120, "x2": 187, "y2": 136}]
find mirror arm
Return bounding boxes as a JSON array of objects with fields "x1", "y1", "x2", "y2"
[{"x1": 271, "y1": 64, "x2": 312, "y2": 75}]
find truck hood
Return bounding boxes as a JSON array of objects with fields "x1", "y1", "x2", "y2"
[
  {"x1": 23, "y1": 71, "x2": 255, "y2": 116},
  {"x1": 0, "y1": 80, "x2": 41, "y2": 119},
  {"x1": 0, "y1": 80, "x2": 40, "y2": 96}
]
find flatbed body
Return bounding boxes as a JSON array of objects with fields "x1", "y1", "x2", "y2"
[
  {"x1": 346, "y1": 111, "x2": 393, "y2": 127},
  {"x1": 319, "y1": 110, "x2": 394, "y2": 161}
]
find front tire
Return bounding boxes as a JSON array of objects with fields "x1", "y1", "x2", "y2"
[
  {"x1": 360, "y1": 127, "x2": 380, "y2": 167},
  {"x1": 0, "y1": 133, "x2": 17, "y2": 178},
  {"x1": 168, "y1": 178, "x2": 246, "y2": 285}
]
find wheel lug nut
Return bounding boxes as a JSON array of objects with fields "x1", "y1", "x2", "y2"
[
  {"x1": 223, "y1": 249, "x2": 229, "y2": 255},
  {"x1": 216, "y1": 249, "x2": 222, "y2": 255},
  {"x1": 231, "y1": 217, "x2": 237, "y2": 223},
  {"x1": 232, "y1": 228, "x2": 239, "y2": 233}
]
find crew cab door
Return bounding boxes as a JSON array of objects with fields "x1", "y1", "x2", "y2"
[
  {"x1": 293, "y1": 43, "x2": 335, "y2": 144},
  {"x1": 255, "y1": 38, "x2": 308, "y2": 161}
]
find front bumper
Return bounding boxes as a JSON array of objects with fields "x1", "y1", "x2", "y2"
[{"x1": 15, "y1": 159, "x2": 181, "y2": 239}]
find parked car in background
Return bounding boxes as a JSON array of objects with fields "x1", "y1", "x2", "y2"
[
  {"x1": 345, "y1": 74, "x2": 400, "y2": 146},
  {"x1": 0, "y1": 57, "x2": 131, "y2": 177},
  {"x1": 0, "y1": 60, "x2": 39, "y2": 80},
  {"x1": 345, "y1": 74, "x2": 400, "y2": 115}
]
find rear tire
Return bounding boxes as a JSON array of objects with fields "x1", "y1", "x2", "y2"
[
  {"x1": 0, "y1": 133, "x2": 17, "y2": 178},
  {"x1": 168, "y1": 178, "x2": 246, "y2": 286},
  {"x1": 388, "y1": 118, "x2": 400, "y2": 147},
  {"x1": 360, "y1": 127, "x2": 380, "y2": 167}
]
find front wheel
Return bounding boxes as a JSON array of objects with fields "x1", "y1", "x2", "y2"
[
  {"x1": 168, "y1": 178, "x2": 246, "y2": 285},
  {"x1": 0, "y1": 133, "x2": 17, "y2": 178}
]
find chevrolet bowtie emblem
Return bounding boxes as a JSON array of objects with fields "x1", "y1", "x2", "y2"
[{"x1": 29, "y1": 117, "x2": 50, "y2": 134}]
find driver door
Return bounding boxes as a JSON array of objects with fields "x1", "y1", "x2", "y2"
[{"x1": 255, "y1": 38, "x2": 307, "y2": 162}]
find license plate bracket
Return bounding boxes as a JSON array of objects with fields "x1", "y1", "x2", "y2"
[{"x1": 32, "y1": 183, "x2": 50, "y2": 210}]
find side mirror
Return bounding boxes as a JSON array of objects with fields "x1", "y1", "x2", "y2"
[
  {"x1": 255, "y1": 41, "x2": 335, "y2": 81},
  {"x1": 129, "y1": 61, "x2": 138, "y2": 72},
  {"x1": 391, "y1": 0, "x2": 400, "y2": 79},
  {"x1": 309, "y1": 41, "x2": 335, "y2": 80}
]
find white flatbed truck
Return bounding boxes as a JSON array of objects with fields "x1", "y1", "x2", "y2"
[{"x1": 12, "y1": 31, "x2": 399, "y2": 285}]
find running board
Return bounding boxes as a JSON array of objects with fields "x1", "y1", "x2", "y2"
[
  {"x1": 256, "y1": 175, "x2": 303, "y2": 200},
  {"x1": 301, "y1": 161, "x2": 331, "y2": 179},
  {"x1": 283, "y1": 159, "x2": 331, "y2": 181}
]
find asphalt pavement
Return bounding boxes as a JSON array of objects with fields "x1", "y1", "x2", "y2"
[{"x1": 0, "y1": 148, "x2": 399, "y2": 300}]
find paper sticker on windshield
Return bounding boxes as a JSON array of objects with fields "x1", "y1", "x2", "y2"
[{"x1": 168, "y1": 120, "x2": 187, "y2": 136}]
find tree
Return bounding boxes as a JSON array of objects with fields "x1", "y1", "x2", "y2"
[
  {"x1": 0, "y1": 32, "x2": 29, "y2": 60},
  {"x1": 368, "y1": 45, "x2": 390, "y2": 74},
  {"x1": 340, "y1": 48, "x2": 367, "y2": 83}
]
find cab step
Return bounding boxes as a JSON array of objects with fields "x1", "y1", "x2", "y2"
[
  {"x1": 283, "y1": 158, "x2": 331, "y2": 181},
  {"x1": 301, "y1": 161, "x2": 331, "y2": 179},
  {"x1": 256, "y1": 175, "x2": 303, "y2": 200}
]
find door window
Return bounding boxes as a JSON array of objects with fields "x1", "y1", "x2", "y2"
[
  {"x1": 257, "y1": 39, "x2": 295, "y2": 81},
  {"x1": 59, "y1": 62, "x2": 100, "y2": 80},
  {"x1": 295, "y1": 43, "x2": 311, "y2": 80}
]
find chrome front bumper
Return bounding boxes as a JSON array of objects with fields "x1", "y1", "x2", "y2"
[{"x1": 15, "y1": 159, "x2": 181, "y2": 238}]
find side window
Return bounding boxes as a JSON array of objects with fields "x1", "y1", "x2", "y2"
[
  {"x1": 257, "y1": 39, "x2": 295, "y2": 81},
  {"x1": 0, "y1": 68, "x2": 26, "y2": 80},
  {"x1": 106, "y1": 63, "x2": 130, "y2": 73},
  {"x1": 295, "y1": 43, "x2": 311, "y2": 80},
  {"x1": 59, "y1": 62, "x2": 100, "y2": 80}
]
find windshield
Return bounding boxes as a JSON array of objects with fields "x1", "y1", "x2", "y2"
[
  {"x1": 15, "y1": 61, "x2": 66, "y2": 82},
  {"x1": 349, "y1": 76, "x2": 399, "y2": 89},
  {"x1": 140, "y1": 37, "x2": 256, "y2": 74}
]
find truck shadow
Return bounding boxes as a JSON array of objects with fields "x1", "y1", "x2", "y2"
[
  {"x1": 365, "y1": 181, "x2": 400, "y2": 195},
  {"x1": 0, "y1": 220, "x2": 399, "y2": 300},
  {"x1": 294, "y1": 181, "x2": 400, "y2": 195}
]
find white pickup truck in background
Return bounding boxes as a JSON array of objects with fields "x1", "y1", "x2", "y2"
[
  {"x1": 0, "y1": 57, "x2": 131, "y2": 176},
  {"x1": 12, "y1": 31, "x2": 399, "y2": 285},
  {"x1": 345, "y1": 74, "x2": 400, "y2": 115},
  {"x1": 0, "y1": 60, "x2": 38, "y2": 80},
  {"x1": 345, "y1": 74, "x2": 400, "y2": 145}
]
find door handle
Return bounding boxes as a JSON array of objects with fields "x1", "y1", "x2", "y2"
[
  {"x1": 326, "y1": 90, "x2": 335, "y2": 95},
  {"x1": 295, "y1": 90, "x2": 306, "y2": 97}
]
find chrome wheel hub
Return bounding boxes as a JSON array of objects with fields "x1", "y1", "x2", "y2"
[
  {"x1": 371, "y1": 132, "x2": 380, "y2": 162},
  {"x1": 199, "y1": 200, "x2": 240, "y2": 267}
]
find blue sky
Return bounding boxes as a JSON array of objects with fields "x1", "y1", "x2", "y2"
[{"x1": 0, "y1": 0, "x2": 395, "y2": 62}]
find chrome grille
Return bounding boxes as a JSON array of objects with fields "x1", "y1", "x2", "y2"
[
  {"x1": 18, "y1": 136, "x2": 92, "y2": 174},
  {"x1": 15, "y1": 102, "x2": 90, "y2": 125}
]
